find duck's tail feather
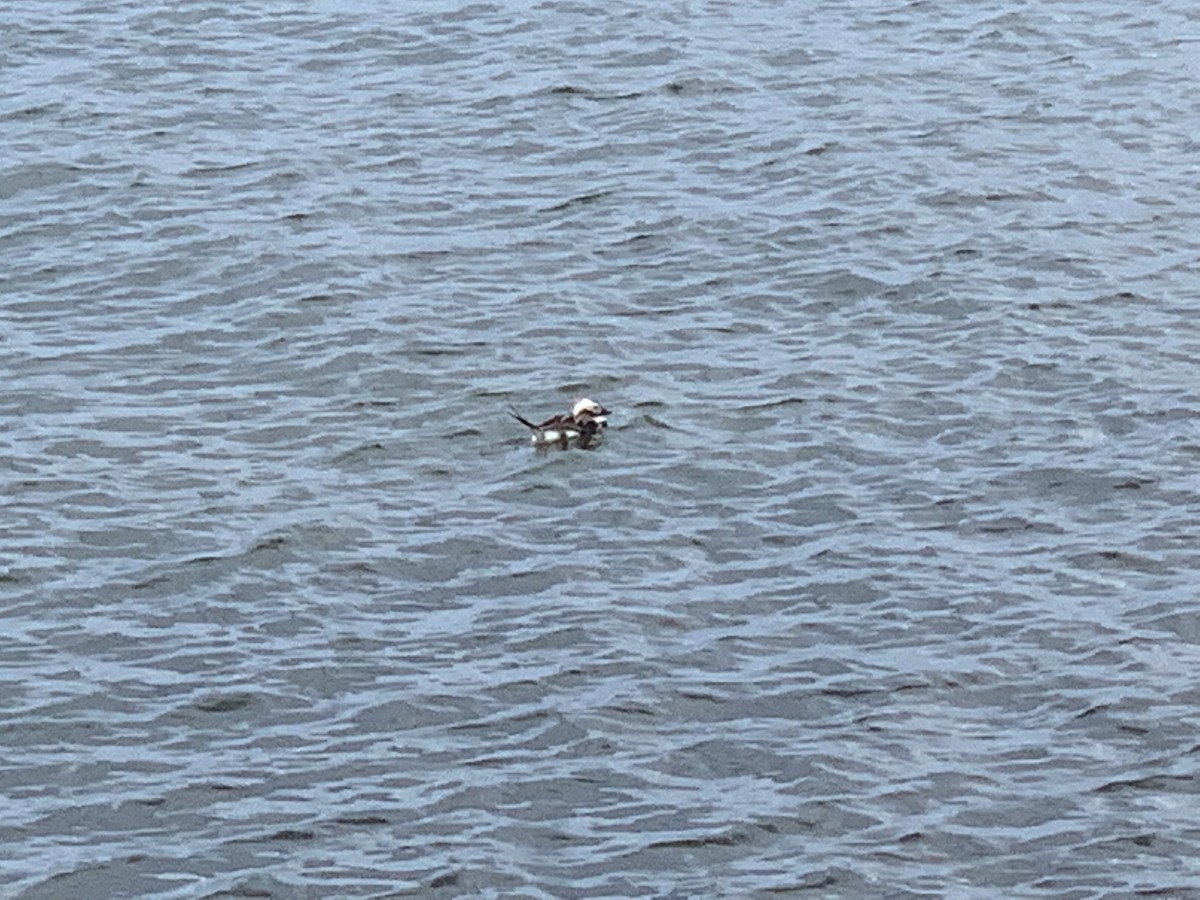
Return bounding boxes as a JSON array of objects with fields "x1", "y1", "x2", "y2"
[{"x1": 509, "y1": 408, "x2": 539, "y2": 431}]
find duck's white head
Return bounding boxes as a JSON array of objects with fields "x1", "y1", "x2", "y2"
[{"x1": 572, "y1": 397, "x2": 610, "y2": 423}]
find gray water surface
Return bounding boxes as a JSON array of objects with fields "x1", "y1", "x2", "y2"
[{"x1": 4, "y1": 1, "x2": 1200, "y2": 897}]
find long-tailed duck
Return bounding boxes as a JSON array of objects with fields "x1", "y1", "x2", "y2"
[{"x1": 510, "y1": 397, "x2": 610, "y2": 448}]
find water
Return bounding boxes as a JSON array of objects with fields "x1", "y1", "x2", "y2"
[{"x1": 4, "y1": 1, "x2": 1200, "y2": 896}]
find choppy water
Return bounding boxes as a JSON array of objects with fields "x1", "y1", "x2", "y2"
[{"x1": 4, "y1": 1, "x2": 1200, "y2": 897}]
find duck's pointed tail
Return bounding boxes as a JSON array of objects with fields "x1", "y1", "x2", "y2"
[{"x1": 509, "y1": 408, "x2": 539, "y2": 431}]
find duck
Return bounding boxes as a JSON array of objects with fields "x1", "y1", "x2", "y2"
[{"x1": 510, "y1": 397, "x2": 610, "y2": 448}]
